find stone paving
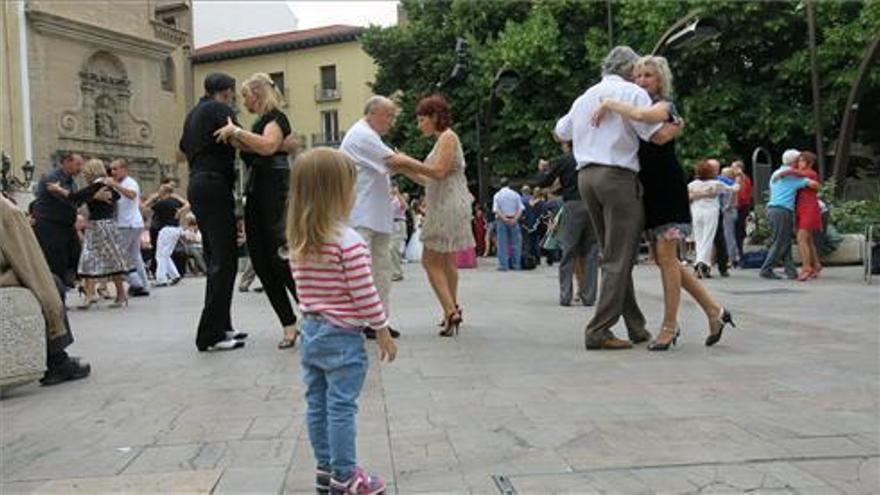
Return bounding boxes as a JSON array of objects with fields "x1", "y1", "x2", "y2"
[{"x1": 1, "y1": 261, "x2": 878, "y2": 494}]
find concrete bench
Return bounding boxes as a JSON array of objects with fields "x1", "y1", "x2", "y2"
[{"x1": 0, "y1": 287, "x2": 47, "y2": 393}]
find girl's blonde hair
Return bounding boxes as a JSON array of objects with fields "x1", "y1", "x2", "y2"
[
  {"x1": 634, "y1": 55, "x2": 674, "y2": 100},
  {"x1": 83, "y1": 158, "x2": 107, "y2": 181},
  {"x1": 286, "y1": 148, "x2": 357, "y2": 260},
  {"x1": 242, "y1": 72, "x2": 285, "y2": 114}
]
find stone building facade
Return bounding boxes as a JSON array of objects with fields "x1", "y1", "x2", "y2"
[{"x1": 1, "y1": 0, "x2": 193, "y2": 194}]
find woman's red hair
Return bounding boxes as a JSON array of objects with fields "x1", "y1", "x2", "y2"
[{"x1": 415, "y1": 94, "x2": 452, "y2": 132}]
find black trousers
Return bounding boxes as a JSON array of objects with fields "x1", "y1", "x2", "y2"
[
  {"x1": 47, "y1": 274, "x2": 74, "y2": 369},
  {"x1": 713, "y1": 210, "x2": 729, "y2": 273},
  {"x1": 34, "y1": 219, "x2": 78, "y2": 285},
  {"x1": 245, "y1": 167, "x2": 297, "y2": 328},
  {"x1": 188, "y1": 172, "x2": 238, "y2": 349}
]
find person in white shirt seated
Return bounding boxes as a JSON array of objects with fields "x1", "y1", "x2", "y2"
[{"x1": 554, "y1": 45, "x2": 680, "y2": 351}]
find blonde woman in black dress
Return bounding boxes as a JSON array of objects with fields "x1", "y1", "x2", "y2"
[{"x1": 593, "y1": 56, "x2": 734, "y2": 350}]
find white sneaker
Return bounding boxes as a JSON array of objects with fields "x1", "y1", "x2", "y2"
[{"x1": 206, "y1": 339, "x2": 244, "y2": 351}]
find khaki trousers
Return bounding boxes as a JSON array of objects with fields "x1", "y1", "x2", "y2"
[
  {"x1": 355, "y1": 227, "x2": 393, "y2": 319},
  {"x1": 578, "y1": 166, "x2": 647, "y2": 345}
]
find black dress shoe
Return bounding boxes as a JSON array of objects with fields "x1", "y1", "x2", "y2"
[
  {"x1": 40, "y1": 357, "x2": 91, "y2": 386},
  {"x1": 198, "y1": 339, "x2": 245, "y2": 352},
  {"x1": 630, "y1": 332, "x2": 652, "y2": 344},
  {"x1": 128, "y1": 287, "x2": 150, "y2": 297}
]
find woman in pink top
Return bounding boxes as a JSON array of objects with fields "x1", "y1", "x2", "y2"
[{"x1": 286, "y1": 148, "x2": 396, "y2": 495}]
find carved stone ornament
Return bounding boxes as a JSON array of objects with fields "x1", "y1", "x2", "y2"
[{"x1": 57, "y1": 51, "x2": 153, "y2": 148}]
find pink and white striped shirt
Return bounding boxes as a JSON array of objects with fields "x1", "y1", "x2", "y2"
[{"x1": 290, "y1": 226, "x2": 388, "y2": 330}]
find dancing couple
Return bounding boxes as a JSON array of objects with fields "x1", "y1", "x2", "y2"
[{"x1": 556, "y1": 46, "x2": 737, "y2": 352}]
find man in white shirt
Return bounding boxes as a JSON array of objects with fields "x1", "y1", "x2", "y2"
[
  {"x1": 555, "y1": 46, "x2": 680, "y2": 351},
  {"x1": 340, "y1": 95, "x2": 424, "y2": 338},
  {"x1": 108, "y1": 159, "x2": 149, "y2": 297},
  {"x1": 492, "y1": 178, "x2": 524, "y2": 271}
]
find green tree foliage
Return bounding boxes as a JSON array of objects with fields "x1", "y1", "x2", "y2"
[{"x1": 362, "y1": 0, "x2": 879, "y2": 184}]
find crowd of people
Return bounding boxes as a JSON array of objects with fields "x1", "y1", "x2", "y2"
[{"x1": 0, "y1": 43, "x2": 835, "y2": 495}]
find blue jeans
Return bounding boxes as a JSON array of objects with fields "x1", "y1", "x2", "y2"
[
  {"x1": 300, "y1": 316, "x2": 367, "y2": 481},
  {"x1": 495, "y1": 222, "x2": 522, "y2": 270}
]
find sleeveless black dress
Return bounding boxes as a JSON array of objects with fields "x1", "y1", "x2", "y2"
[{"x1": 638, "y1": 100, "x2": 691, "y2": 238}]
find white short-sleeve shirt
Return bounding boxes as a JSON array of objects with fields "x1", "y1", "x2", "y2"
[
  {"x1": 115, "y1": 176, "x2": 144, "y2": 228},
  {"x1": 340, "y1": 118, "x2": 395, "y2": 234},
  {"x1": 555, "y1": 75, "x2": 663, "y2": 172}
]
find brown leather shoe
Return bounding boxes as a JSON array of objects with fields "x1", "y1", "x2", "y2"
[{"x1": 585, "y1": 337, "x2": 634, "y2": 350}]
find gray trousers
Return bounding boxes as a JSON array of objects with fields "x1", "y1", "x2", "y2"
[
  {"x1": 118, "y1": 227, "x2": 148, "y2": 290},
  {"x1": 558, "y1": 200, "x2": 599, "y2": 305},
  {"x1": 722, "y1": 208, "x2": 739, "y2": 262},
  {"x1": 760, "y1": 206, "x2": 797, "y2": 276},
  {"x1": 578, "y1": 166, "x2": 647, "y2": 345},
  {"x1": 390, "y1": 220, "x2": 407, "y2": 279}
]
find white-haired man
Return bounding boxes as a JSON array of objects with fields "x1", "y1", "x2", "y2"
[
  {"x1": 555, "y1": 46, "x2": 681, "y2": 351},
  {"x1": 340, "y1": 95, "x2": 423, "y2": 339},
  {"x1": 759, "y1": 149, "x2": 819, "y2": 279}
]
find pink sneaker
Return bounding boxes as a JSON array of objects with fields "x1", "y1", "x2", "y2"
[{"x1": 329, "y1": 466, "x2": 386, "y2": 495}]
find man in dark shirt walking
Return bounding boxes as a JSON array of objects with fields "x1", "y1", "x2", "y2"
[
  {"x1": 534, "y1": 141, "x2": 598, "y2": 306},
  {"x1": 179, "y1": 73, "x2": 245, "y2": 352}
]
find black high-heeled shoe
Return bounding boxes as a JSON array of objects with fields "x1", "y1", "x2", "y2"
[
  {"x1": 706, "y1": 308, "x2": 735, "y2": 347},
  {"x1": 437, "y1": 305, "x2": 463, "y2": 327},
  {"x1": 439, "y1": 311, "x2": 462, "y2": 337},
  {"x1": 647, "y1": 326, "x2": 680, "y2": 351}
]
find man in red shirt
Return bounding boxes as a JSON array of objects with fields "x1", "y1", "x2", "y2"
[{"x1": 732, "y1": 160, "x2": 753, "y2": 262}]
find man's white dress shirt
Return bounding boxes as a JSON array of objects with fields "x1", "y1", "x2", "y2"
[
  {"x1": 555, "y1": 75, "x2": 662, "y2": 172},
  {"x1": 340, "y1": 118, "x2": 395, "y2": 234}
]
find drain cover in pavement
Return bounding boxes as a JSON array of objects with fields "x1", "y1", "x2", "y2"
[{"x1": 492, "y1": 474, "x2": 517, "y2": 494}]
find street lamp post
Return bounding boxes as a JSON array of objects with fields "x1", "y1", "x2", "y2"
[
  {"x1": 806, "y1": 1, "x2": 826, "y2": 179},
  {"x1": 478, "y1": 66, "x2": 521, "y2": 207},
  {"x1": 652, "y1": 11, "x2": 719, "y2": 56},
  {"x1": 438, "y1": 39, "x2": 520, "y2": 208}
]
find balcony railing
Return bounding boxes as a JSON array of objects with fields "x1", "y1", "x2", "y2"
[
  {"x1": 311, "y1": 132, "x2": 344, "y2": 148},
  {"x1": 314, "y1": 83, "x2": 342, "y2": 102}
]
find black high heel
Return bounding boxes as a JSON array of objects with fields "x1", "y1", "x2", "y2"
[
  {"x1": 439, "y1": 311, "x2": 461, "y2": 337},
  {"x1": 437, "y1": 305, "x2": 463, "y2": 327},
  {"x1": 706, "y1": 308, "x2": 735, "y2": 347},
  {"x1": 647, "y1": 326, "x2": 680, "y2": 351}
]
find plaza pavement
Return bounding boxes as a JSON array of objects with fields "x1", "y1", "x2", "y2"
[{"x1": 1, "y1": 260, "x2": 878, "y2": 494}]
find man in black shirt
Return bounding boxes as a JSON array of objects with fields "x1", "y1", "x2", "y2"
[
  {"x1": 180, "y1": 73, "x2": 245, "y2": 352},
  {"x1": 534, "y1": 141, "x2": 599, "y2": 306},
  {"x1": 32, "y1": 153, "x2": 110, "y2": 286}
]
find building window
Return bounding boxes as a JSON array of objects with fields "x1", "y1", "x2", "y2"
[
  {"x1": 315, "y1": 65, "x2": 341, "y2": 101},
  {"x1": 161, "y1": 15, "x2": 176, "y2": 27},
  {"x1": 320, "y1": 65, "x2": 337, "y2": 91},
  {"x1": 269, "y1": 71, "x2": 285, "y2": 95},
  {"x1": 321, "y1": 110, "x2": 339, "y2": 144},
  {"x1": 160, "y1": 57, "x2": 175, "y2": 92}
]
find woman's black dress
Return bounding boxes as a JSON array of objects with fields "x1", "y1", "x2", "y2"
[{"x1": 638, "y1": 101, "x2": 691, "y2": 237}]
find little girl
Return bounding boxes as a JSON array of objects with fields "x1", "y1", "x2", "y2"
[{"x1": 287, "y1": 148, "x2": 397, "y2": 495}]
